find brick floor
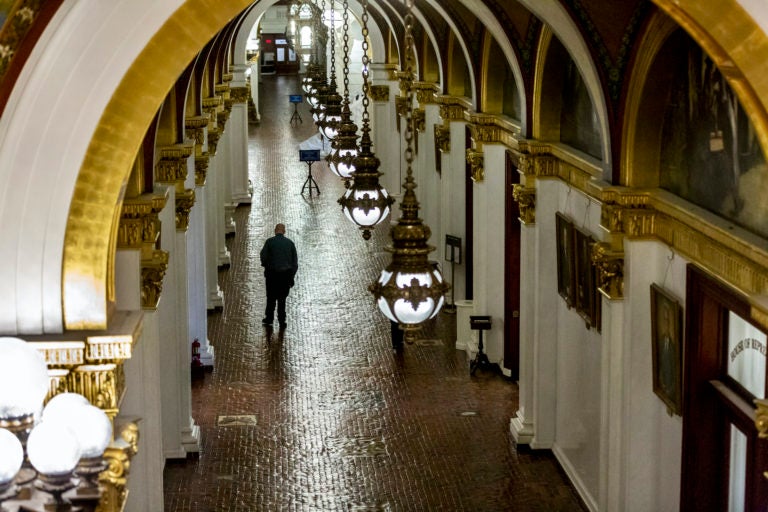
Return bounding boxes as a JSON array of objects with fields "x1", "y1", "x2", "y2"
[{"x1": 162, "y1": 74, "x2": 586, "y2": 512}]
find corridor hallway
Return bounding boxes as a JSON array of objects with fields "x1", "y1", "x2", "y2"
[{"x1": 163, "y1": 74, "x2": 585, "y2": 512}]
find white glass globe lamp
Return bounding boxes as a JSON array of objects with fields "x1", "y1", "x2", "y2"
[{"x1": 0, "y1": 427, "x2": 23, "y2": 496}]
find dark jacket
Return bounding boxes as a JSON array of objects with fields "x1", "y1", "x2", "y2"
[{"x1": 260, "y1": 234, "x2": 298, "y2": 275}]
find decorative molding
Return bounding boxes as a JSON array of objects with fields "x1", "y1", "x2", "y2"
[
  {"x1": 413, "y1": 81, "x2": 437, "y2": 104},
  {"x1": 230, "y1": 86, "x2": 249, "y2": 103},
  {"x1": 175, "y1": 188, "x2": 196, "y2": 231},
  {"x1": 436, "y1": 95, "x2": 470, "y2": 121},
  {"x1": 195, "y1": 154, "x2": 210, "y2": 187},
  {"x1": 214, "y1": 83, "x2": 229, "y2": 96},
  {"x1": 217, "y1": 108, "x2": 230, "y2": 127},
  {"x1": 118, "y1": 193, "x2": 167, "y2": 252},
  {"x1": 591, "y1": 242, "x2": 625, "y2": 299},
  {"x1": 512, "y1": 184, "x2": 536, "y2": 225},
  {"x1": 466, "y1": 111, "x2": 519, "y2": 147},
  {"x1": 222, "y1": 72, "x2": 233, "y2": 83},
  {"x1": 101, "y1": 420, "x2": 140, "y2": 512},
  {"x1": 395, "y1": 96, "x2": 407, "y2": 132},
  {"x1": 466, "y1": 149, "x2": 484, "y2": 182},
  {"x1": 434, "y1": 124, "x2": 450, "y2": 152},
  {"x1": 141, "y1": 249, "x2": 169, "y2": 310},
  {"x1": 370, "y1": 84, "x2": 389, "y2": 102},
  {"x1": 202, "y1": 96, "x2": 223, "y2": 109},
  {"x1": 35, "y1": 342, "x2": 86, "y2": 367},
  {"x1": 413, "y1": 108, "x2": 425, "y2": 132},
  {"x1": 208, "y1": 129, "x2": 220, "y2": 156},
  {"x1": 185, "y1": 115, "x2": 209, "y2": 148},
  {"x1": 70, "y1": 363, "x2": 121, "y2": 414}
]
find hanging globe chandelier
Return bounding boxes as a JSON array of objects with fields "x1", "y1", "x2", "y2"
[
  {"x1": 369, "y1": 0, "x2": 449, "y2": 341},
  {"x1": 338, "y1": 0, "x2": 394, "y2": 240},
  {"x1": 316, "y1": 0, "x2": 342, "y2": 137},
  {"x1": 326, "y1": 0, "x2": 358, "y2": 183}
]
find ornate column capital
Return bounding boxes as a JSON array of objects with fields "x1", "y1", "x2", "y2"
[
  {"x1": 413, "y1": 81, "x2": 437, "y2": 104},
  {"x1": 175, "y1": 188, "x2": 196, "y2": 231},
  {"x1": 370, "y1": 84, "x2": 389, "y2": 102},
  {"x1": 413, "y1": 108, "x2": 425, "y2": 132},
  {"x1": 230, "y1": 86, "x2": 250, "y2": 103},
  {"x1": 512, "y1": 184, "x2": 536, "y2": 225},
  {"x1": 118, "y1": 191, "x2": 168, "y2": 254},
  {"x1": 141, "y1": 249, "x2": 169, "y2": 310},
  {"x1": 185, "y1": 114, "x2": 209, "y2": 152},
  {"x1": 207, "y1": 129, "x2": 220, "y2": 156},
  {"x1": 466, "y1": 148, "x2": 484, "y2": 182},
  {"x1": 591, "y1": 242, "x2": 624, "y2": 300},
  {"x1": 434, "y1": 124, "x2": 450, "y2": 153},
  {"x1": 437, "y1": 100, "x2": 467, "y2": 122},
  {"x1": 194, "y1": 154, "x2": 210, "y2": 187}
]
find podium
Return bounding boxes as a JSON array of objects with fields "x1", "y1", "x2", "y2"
[
  {"x1": 469, "y1": 315, "x2": 492, "y2": 375},
  {"x1": 299, "y1": 149, "x2": 320, "y2": 196}
]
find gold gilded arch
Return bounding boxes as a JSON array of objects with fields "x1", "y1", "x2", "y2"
[
  {"x1": 652, "y1": 0, "x2": 768, "y2": 172},
  {"x1": 63, "y1": 0, "x2": 253, "y2": 329},
  {"x1": 620, "y1": 12, "x2": 678, "y2": 187}
]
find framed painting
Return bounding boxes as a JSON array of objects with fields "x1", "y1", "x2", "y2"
[
  {"x1": 650, "y1": 283, "x2": 683, "y2": 415},
  {"x1": 555, "y1": 213, "x2": 575, "y2": 308},
  {"x1": 574, "y1": 226, "x2": 597, "y2": 329}
]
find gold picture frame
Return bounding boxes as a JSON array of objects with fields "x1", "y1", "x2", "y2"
[{"x1": 650, "y1": 283, "x2": 683, "y2": 415}]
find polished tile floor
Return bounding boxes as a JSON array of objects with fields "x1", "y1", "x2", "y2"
[{"x1": 163, "y1": 74, "x2": 586, "y2": 512}]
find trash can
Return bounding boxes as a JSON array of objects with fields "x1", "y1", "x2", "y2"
[{"x1": 455, "y1": 300, "x2": 473, "y2": 353}]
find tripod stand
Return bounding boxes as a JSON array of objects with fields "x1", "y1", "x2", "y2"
[
  {"x1": 301, "y1": 161, "x2": 320, "y2": 196},
  {"x1": 290, "y1": 102, "x2": 302, "y2": 125}
]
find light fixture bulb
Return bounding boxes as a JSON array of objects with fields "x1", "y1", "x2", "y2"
[
  {"x1": 27, "y1": 421, "x2": 80, "y2": 476},
  {"x1": 70, "y1": 405, "x2": 112, "y2": 459},
  {"x1": 42, "y1": 393, "x2": 90, "y2": 423},
  {"x1": 0, "y1": 427, "x2": 23, "y2": 485},
  {"x1": 0, "y1": 337, "x2": 50, "y2": 420}
]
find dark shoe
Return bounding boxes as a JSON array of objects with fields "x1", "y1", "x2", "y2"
[
  {"x1": 279, "y1": 322, "x2": 287, "y2": 330},
  {"x1": 262, "y1": 318, "x2": 273, "y2": 325}
]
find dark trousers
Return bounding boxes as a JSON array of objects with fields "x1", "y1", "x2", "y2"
[{"x1": 265, "y1": 270, "x2": 293, "y2": 324}]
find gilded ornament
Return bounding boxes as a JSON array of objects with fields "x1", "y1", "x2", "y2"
[
  {"x1": 434, "y1": 124, "x2": 450, "y2": 153},
  {"x1": 175, "y1": 188, "x2": 196, "y2": 231},
  {"x1": 466, "y1": 149, "x2": 484, "y2": 182},
  {"x1": 195, "y1": 154, "x2": 210, "y2": 187},
  {"x1": 512, "y1": 184, "x2": 536, "y2": 225},
  {"x1": 370, "y1": 85, "x2": 389, "y2": 102},
  {"x1": 414, "y1": 82, "x2": 436, "y2": 104},
  {"x1": 208, "y1": 129, "x2": 220, "y2": 156},
  {"x1": 141, "y1": 249, "x2": 169, "y2": 310},
  {"x1": 756, "y1": 399, "x2": 768, "y2": 439},
  {"x1": 591, "y1": 242, "x2": 625, "y2": 299},
  {"x1": 439, "y1": 103, "x2": 465, "y2": 121},
  {"x1": 230, "y1": 86, "x2": 250, "y2": 103}
]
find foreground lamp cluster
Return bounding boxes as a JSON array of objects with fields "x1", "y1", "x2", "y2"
[
  {"x1": 0, "y1": 337, "x2": 112, "y2": 512},
  {"x1": 368, "y1": 0, "x2": 449, "y2": 339}
]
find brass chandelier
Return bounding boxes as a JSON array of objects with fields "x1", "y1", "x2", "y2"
[
  {"x1": 326, "y1": 0, "x2": 358, "y2": 183},
  {"x1": 369, "y1": 0, "x2": 449, "y2": 340},
  {"x1": 337, "y1": 0, "x2": 393, "y2": 240}
]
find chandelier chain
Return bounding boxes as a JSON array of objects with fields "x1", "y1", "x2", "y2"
[
  {"x1": 329, "y1": 0, "x2": 335, "y2": 82},
  {"x1": 342, "y1": 0, "x2": 350, "y2": 101},
  {"x1": 360, "y1": 0, "x2": 370, "y2": 127},
  {"x1": 403, "y1": 0, "x2": 415, "y2": 173}
]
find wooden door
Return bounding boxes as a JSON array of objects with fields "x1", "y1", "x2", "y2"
[{"x1": 682, "y1": 265, "x2": 768, "y2": 510}]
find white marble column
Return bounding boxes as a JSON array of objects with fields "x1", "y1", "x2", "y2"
[
  {"x1": 114, "y1": 249, "x2": 163, "y2": 512},
  {"x1": 470, "y1": 144, "x2": 506, "y2": 367},
  {"x1": 189, "y1": 164, "x2": 214, "y2": 367},
  {"x1": 218, "y1": 122, "x2": 236, "y2": 236},
  {"x1": 204, "y1": 154, "x2": 225, "y2": 309},
  {"x1": 174, "y1": 185, "x2": 201, "y2": 455},
  {"x1": 229, "y1": 66, "x2": 253, "y2": 206},
  {"x1": 511, "y1": 221, "x2": 537, "y2": 445}
]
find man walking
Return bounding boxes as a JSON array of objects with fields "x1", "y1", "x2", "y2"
[{"x1": 260, "y1": 223, "x2": 298, "y2": 329}]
